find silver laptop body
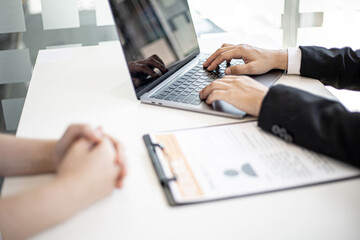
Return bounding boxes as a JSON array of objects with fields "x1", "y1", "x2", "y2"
[{"x1": 109, "y1": 0, "x2": 283, "y2": 118}]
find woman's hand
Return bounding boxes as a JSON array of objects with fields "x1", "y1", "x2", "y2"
[
  {"x1": 200, "y1": 76, "x2": 268, "y2": 117},
  {"x1": 56, "y1": 136, "x2": 125, "y2": 202},
  {"x1": 203, "y1": 43, "x2": 288, "y2": 75},
  {"x1": 52, "y1": 124, "x2": 104, "y2": 170},
  {"x1": 52, "y1": 124, "x2": 126, "y2": 188},
  {"x1": 0, "y1": 136, "x2": 126, "y2": 240}
]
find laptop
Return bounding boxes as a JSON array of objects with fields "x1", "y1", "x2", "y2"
[{"x1": 108, "y1": 0, "x2": 283, "y2": 118}]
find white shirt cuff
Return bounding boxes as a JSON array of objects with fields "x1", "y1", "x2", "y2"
[{"x1": 287, "y1": 47, "x2": 301, "y2": 75}]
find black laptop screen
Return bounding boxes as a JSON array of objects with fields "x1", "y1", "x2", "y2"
[{"x1": 109, "y1": 0, "x2": 200, "y2": 95}]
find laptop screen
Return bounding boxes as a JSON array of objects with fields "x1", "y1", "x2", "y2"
[{"x1": 109, "y1": 0, "x2": 200, "y2": 96}]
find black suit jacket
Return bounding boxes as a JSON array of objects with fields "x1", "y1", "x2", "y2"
[{"x1": 258, "y1": 46, "x2": 360, "y2": 167}]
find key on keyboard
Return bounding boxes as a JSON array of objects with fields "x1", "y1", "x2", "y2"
[{"x1": 150, "y1": 58, "x2": 244, "y2": 105}]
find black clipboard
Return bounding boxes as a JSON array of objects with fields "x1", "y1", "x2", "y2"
[
  {"x1": 143, "y1": 122, "x2": 360, "y2": 207},
  {"x1": 143, "y1": 135, "x2": 178, "y2": 206}
]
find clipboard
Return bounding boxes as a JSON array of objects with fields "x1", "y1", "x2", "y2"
[
  {"x1": 143, "y1": 122, "x2": 360, "y2": 206},
  {"x1": 143, "y1": 135, "x2": 178, "y2": 206}
]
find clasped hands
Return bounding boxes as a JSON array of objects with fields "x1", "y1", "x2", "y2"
[{"x1": 52, "y1": 124, "x2": 126, "y2": 195}]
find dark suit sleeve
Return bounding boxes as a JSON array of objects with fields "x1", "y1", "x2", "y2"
[
  {"x1": 300, "y1": 46, "x2": 360, "y2": 90},
  {"x1": 258, "y1": 84, "x2": 360, "y2": 167}
]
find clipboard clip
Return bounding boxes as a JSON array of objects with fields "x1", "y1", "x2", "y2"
[
  {"x1": 151, "y1": 142, "x2": 164, "y2": 150},
  {"x1": 150, "y1": 142, "x2": 177, "y2": 184}
]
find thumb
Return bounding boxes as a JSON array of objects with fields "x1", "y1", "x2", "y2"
[
  {"x1": 74, "y1": 138, "x2": 94, "y2": 151},
  {"x1": 225, "y1": 64, "x2": 253, "y2": 75}
]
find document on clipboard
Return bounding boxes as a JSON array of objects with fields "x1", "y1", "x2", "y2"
[{"x1": 143, "y1": 121, "x2": 360, "y2": 206}]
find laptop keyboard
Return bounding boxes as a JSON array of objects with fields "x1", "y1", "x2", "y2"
[{"x1": 150, "y1": 58, "x2": 244, "y2": 105}]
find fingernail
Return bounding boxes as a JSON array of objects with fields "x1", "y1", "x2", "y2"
[
  {"x1": 95, "y1": 128, "x2": 104, "y2": 138},
  {"x1": 225, "y1": 68, "x2": 231, "y2": 74}
]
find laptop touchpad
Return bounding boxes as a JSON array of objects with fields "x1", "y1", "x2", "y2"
[{"x1": 212, "y1": 100, "x2": 246, "y2": 117}]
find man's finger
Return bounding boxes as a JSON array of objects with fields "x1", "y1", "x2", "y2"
[
  {"x1": 225, "y1": 62, "x2": 260, "y2": 75},
  {"x1": 151, "y1": 54, "x2": 165, "y2": 66},
  {"x1": 199, "y1": 80, "x2": 230, "y2": 100},
  {"x1": 203, "y1": 46, "x2": 235, "y2": 68},
  {"x1": 225, "y1": 64, "x2": 250, "y2": 75},
  {"x1": 145, "y1": 58, "x2": 168, "y2": 73},
  {"x1": 205, "y1": 89, "x2": 229, "y2": 105},
  {"x1": 206, "y1": 49, "x2": 238, "y2": 71},
  {"x1": 137, "y1": 64, "x2": 159, "y2": 78},
  {"x1": 221, "y1": 43, "x2": 235, "y2": 48}
]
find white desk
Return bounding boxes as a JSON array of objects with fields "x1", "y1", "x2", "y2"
[{"x1": 3, "y1": 44, "x2": 360, "y2": 240}]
